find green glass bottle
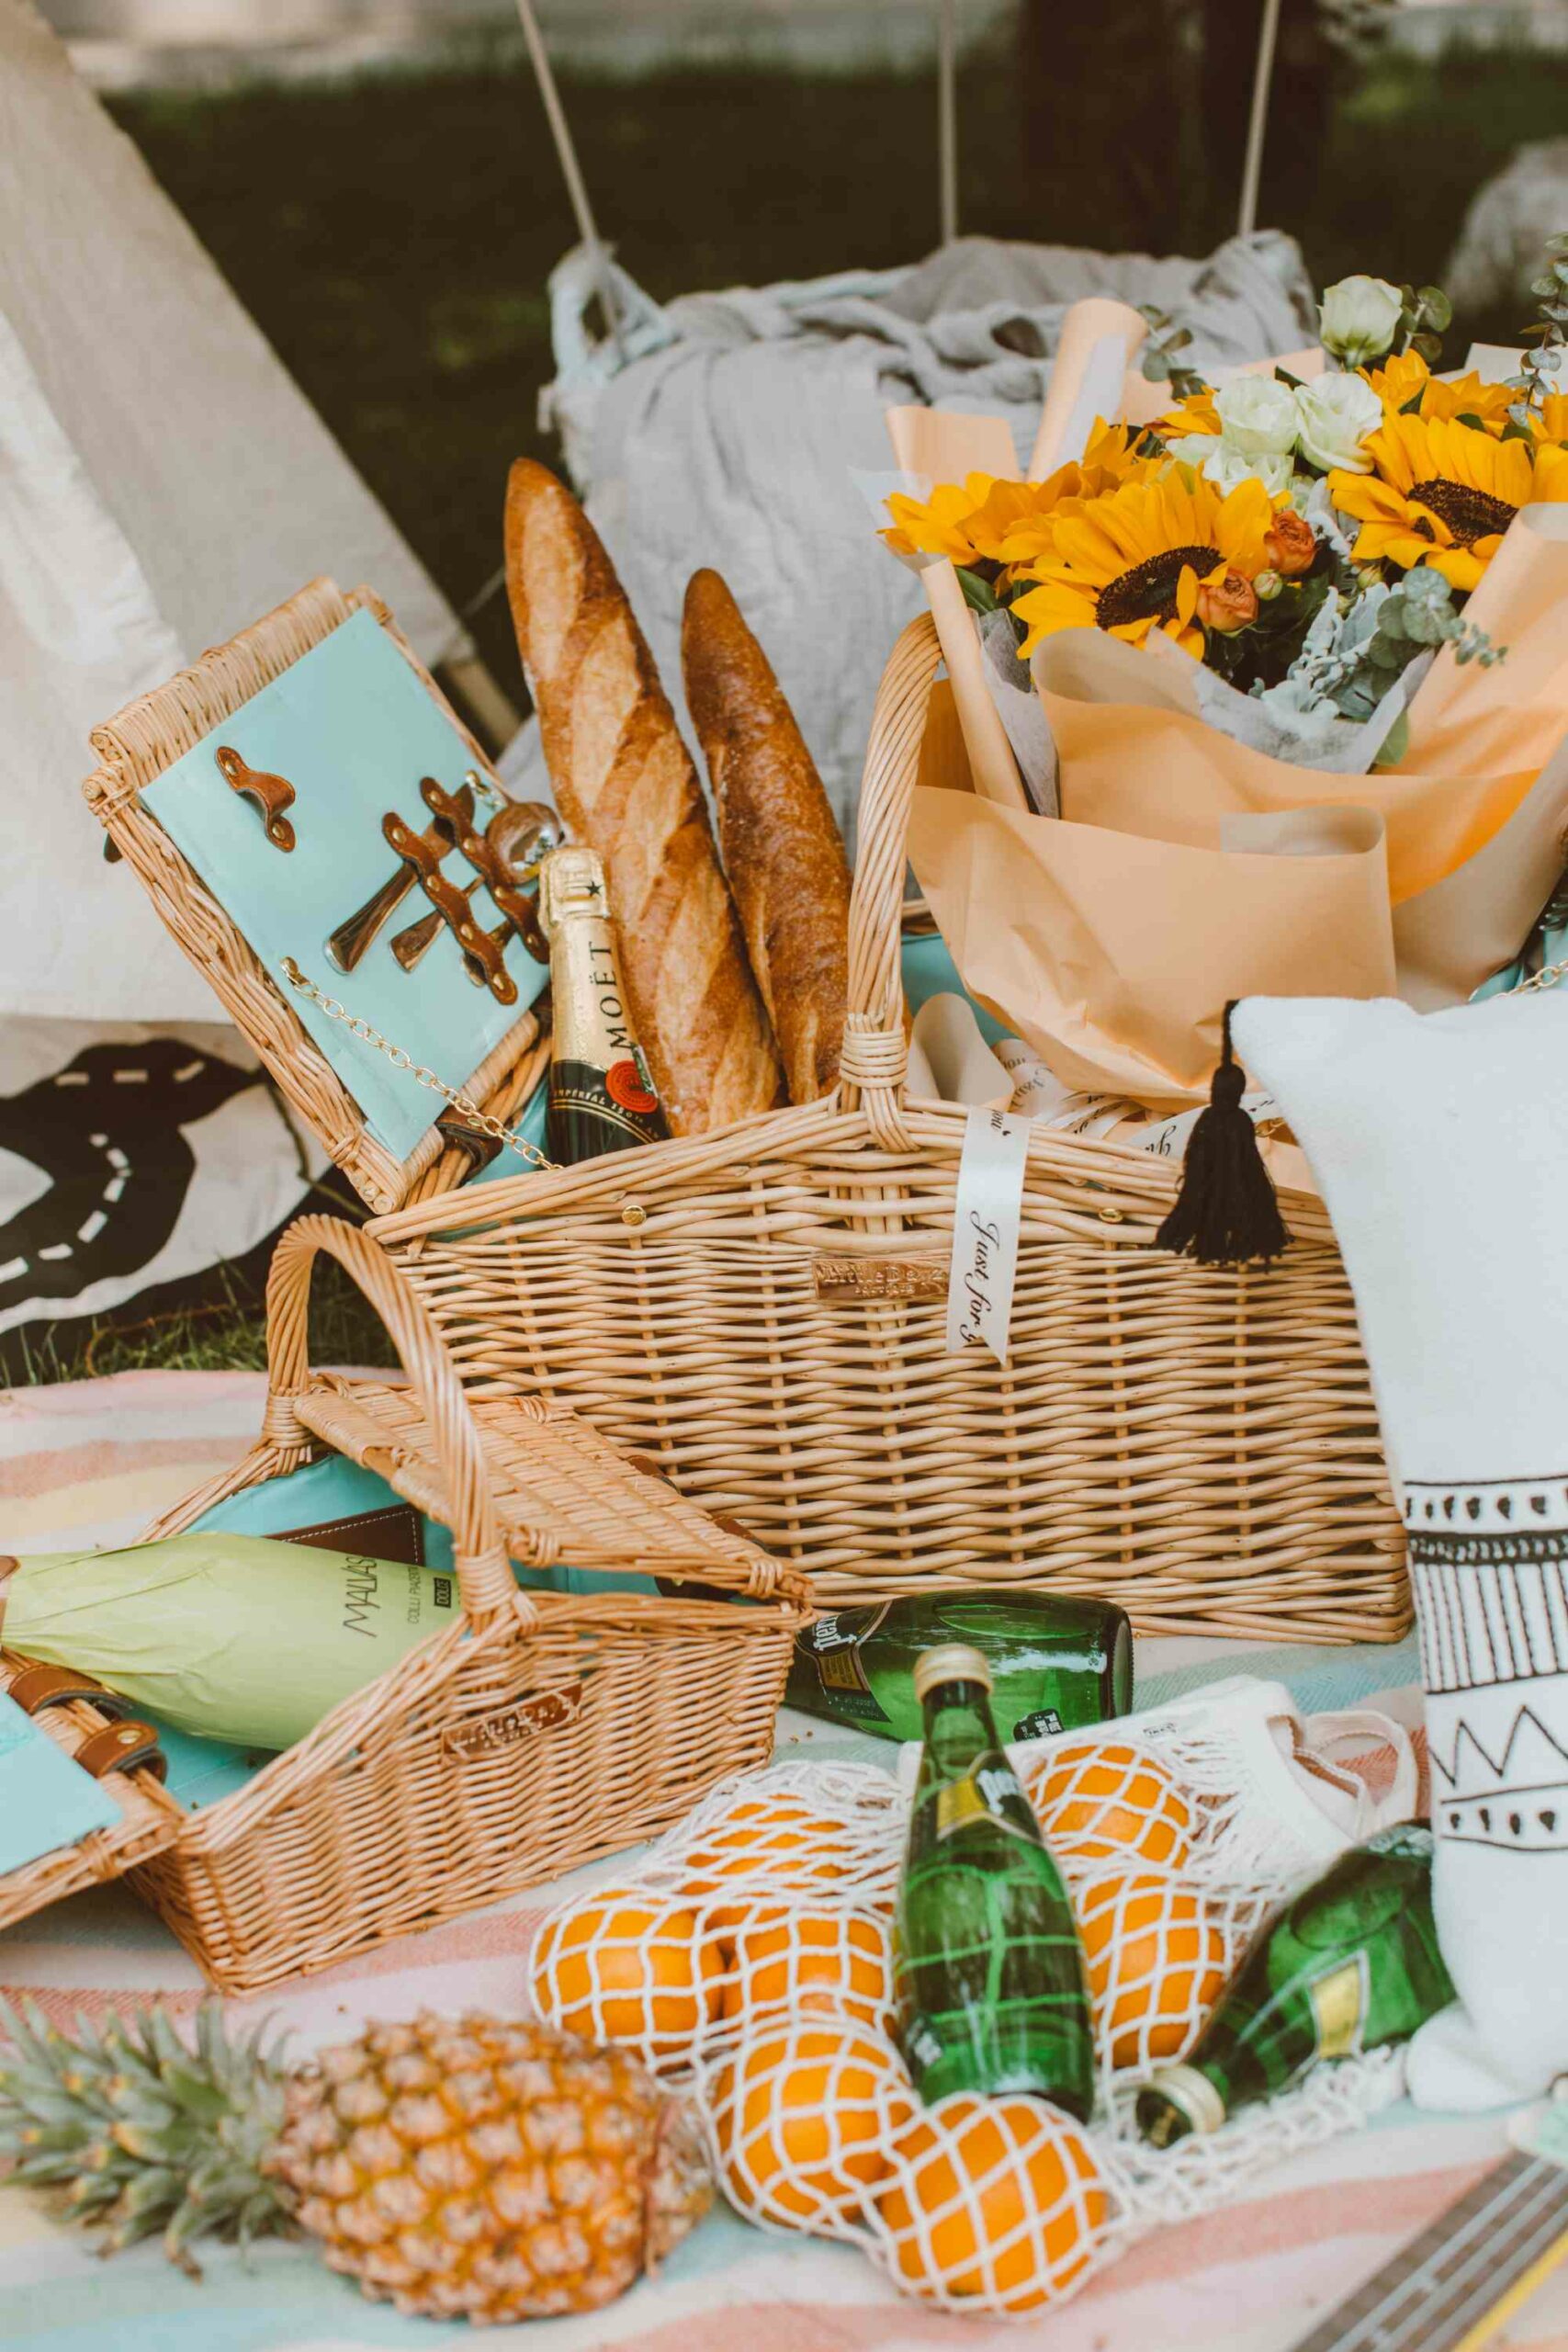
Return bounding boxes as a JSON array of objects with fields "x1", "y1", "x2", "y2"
[
  {"x1": 894, "y1": 1644, "x2": 1096, "y2": 2119},
  {"x1": 785, "y1": 1593, "x2": 1133, "y2": 1745},
  {"x1": 1135, "y1": 1823, "x2": 1455, "y2": 2146}
]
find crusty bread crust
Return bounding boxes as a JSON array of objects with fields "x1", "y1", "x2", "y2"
[
  {"x1": 504, "y1": 462, "x2": 783, "y2": 1134},
  {"x1": 682, "y1": 569, "x2": 851, "y2": 1103}
]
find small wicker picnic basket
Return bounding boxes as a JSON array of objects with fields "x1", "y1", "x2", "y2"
[
  {"x1": 0, "y1": 1220, "x2": 807, "y2": 1993},
  {"x1": 367, "y1": 616, "x2": 1408, "y2": 1643}
]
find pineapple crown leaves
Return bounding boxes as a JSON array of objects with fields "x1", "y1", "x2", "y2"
[{"x1": 0, "y1": 1996, "x2": 293, "y2": 2268}]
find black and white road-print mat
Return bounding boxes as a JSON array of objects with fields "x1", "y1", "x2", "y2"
[{"x1": 0, "y1": 1020, "x2": 322, "y2": 1373}]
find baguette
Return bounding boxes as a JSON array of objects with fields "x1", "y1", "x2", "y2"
[
  {"x1": 503, "y1": 460, "x2": 783, "y2": 1134},
  {"x1": 682, "y1": 569, "x2": 851, "y2": 1102}
]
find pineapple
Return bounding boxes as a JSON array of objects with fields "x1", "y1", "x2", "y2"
[{"x1": 0, "y1": 1999, "x2": 711, "y2": 2323}]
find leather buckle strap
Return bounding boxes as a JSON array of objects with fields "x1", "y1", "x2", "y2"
[
  {"x1": 6, "y1": 1661, "x2": 129, "y2": 1719},
  {"x1": 73, "y1": 1720, "x2": 167, "y2": 1782}
]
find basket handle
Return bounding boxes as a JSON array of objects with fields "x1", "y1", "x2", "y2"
[
  {"x1": 262, "y1": 1215, "x2": 524, "y2": 1630},
  {"x1": 840, "y1": 613, "x2": 946, "y2": 1130}
]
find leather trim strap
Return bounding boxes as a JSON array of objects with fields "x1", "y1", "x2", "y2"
[
  {"x1": 6, "y1": 1661, "x2": 128, "y2": 1718},
  {"x1": 73, "y1": 1721, "x2": 166, "y2": 1782}
]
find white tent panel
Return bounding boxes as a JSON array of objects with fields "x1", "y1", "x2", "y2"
[{"x1": 0, "y1": 0, "x2": 462, "y2": 1022}]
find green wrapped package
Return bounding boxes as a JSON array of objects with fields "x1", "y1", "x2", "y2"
[{"x1": 0, "y1": 1534, "x2": 463, "y2": 1750}]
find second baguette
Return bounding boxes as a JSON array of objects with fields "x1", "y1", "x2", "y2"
[{"x1": 682, "y1": 569, "x2": 851, "y2": 1103}]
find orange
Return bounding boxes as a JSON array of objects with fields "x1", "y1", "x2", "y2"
[
  {"x1": 874, "y1": 2094, "x2": 1108, "y2": 2312},
  {"x1": 682, "y1": 1797, "x2": 852, "y2": 1919},
  {"x1": 1074, "y1": 1868, "x2": 1234, "y2": 2069},
  {"x1": 718, "y1": 1908, "x2": 891, "y2": 2029},
  {"x1": 711, "y1": 2023, "x2": 914, "y2": 2226},
  {"x1": 529, "y1": 1892, "x2": 722, "y2": 2060},
  {"x1": 1026, "y1": 1739, "x2": 1195, "y2": 1871}
]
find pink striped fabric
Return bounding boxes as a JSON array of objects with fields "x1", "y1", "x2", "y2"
[{"x1": 1, "y1": 1369, "x2": 1563, "y2": 2351}]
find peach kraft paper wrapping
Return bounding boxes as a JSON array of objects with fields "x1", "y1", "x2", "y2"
[{"x1": 908, "y1": 503, "x2": 1568, "y2": 1106}]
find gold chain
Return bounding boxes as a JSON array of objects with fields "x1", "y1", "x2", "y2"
[
  {"x1": 280, "y1": 957, "x2": 558, "y2": 1172},
  {"x1": 281, "y1": 922, "x2": 1564, "y2": 1180},
  {"x1": 1509, "y1": 955, "x2": 1568, "y2": 996}
]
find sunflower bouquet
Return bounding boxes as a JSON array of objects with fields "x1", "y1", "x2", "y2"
[
  {"x1": 875, "y1": 265, "x2": 1568, "y2": 1120},
  {"x1": 885, "y1": 272, "x2": 1568, "y2": 771}
]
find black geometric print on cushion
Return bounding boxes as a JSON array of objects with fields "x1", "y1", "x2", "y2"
[
  {"x1": 0, "y1": 1041, "x2": 255, "y2": 1317},
  {"x1": 1429, "y1": 1706, "x2": 1568, "y2": 1852},
  {"x1": 1410, "y1": 1535, "x2": 1568, "y2": 1696}
]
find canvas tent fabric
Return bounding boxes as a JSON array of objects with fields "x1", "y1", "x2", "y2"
[
  {"x1": 0, "y1": 0, "x2": 462, "y2": 1029},
  {"x1": 506, "y1": 228, "x2": 1317, "y2": 831},
  {"x1": 0, "y1": 0, "x2": 459, "y2": 1355}
]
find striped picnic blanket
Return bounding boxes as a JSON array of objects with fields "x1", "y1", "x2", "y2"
[{"x1": 2, "y1": 1367, "x2": 1564, "y2": 2352}]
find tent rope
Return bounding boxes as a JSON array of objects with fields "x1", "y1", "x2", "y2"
[
  {"x1": 513, "y1": 0, "x2": 624, "y2": 356},
  {"x1": 938, "y1": 0, "x2": 959, "y2": 246},
  {"x1": 1236, "y1": 0, "x2": 1283, "y2": 239}
]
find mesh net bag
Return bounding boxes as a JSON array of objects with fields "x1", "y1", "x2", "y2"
[{"x1": 526, "y1": 1711, "x2": 1413, "y2": 2320}]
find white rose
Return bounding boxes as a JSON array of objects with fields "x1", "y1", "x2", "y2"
[
  {"x1": 1318, "y1": 275, "x2": 1404, "y2": 368},
  {"x1": 1168, "y1": 433, "x2": 1294, "y2": 497},
  {"x1": 1293, "y1": 372, "x2": 1383, "y2": 474},
  {"x1": 1213, "y1": 376, "x2": 1301, "y2": 457}
]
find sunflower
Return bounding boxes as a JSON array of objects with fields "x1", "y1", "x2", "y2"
[
  {"x1": 884, "y1": 423, "x2": 1153, "y2": 572},
  {"x1": 1011, "y1": 471, "x2": 1275, "y2": 658},
  {"x1": 1157, "y1": 387, "x2": 1221, "y2": 440},
  {"x1": 1360, "y1": 349, "x2": 1516, "y2": 434},
  {"x1": 1329, "y1": 413, "x2": 1568, "y2": 590},
  {"x1": 1530, "y1": 392, "x2": 1568, "y2": 447},
  {"x1": 882, "y1": 473, "x2": 1002, "y2": 563}
]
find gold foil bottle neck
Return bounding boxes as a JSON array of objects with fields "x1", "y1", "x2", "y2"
[
  {"x1": 537, "y1": 843, "x2": 609, "y2": 937},
  {"x1": 913, "y1": 1644, "x2": 994, "y2": 1702}
]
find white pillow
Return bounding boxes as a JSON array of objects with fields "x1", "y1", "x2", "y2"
[{"x1": 1233, "y1": 984, "x2": 1568, "y2": 2109}]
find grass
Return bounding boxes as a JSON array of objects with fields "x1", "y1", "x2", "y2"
[
  {"x1": 18, "y1": 34, "x2": 1565, "y2": 1385},
  {"x1": 108, "y1": 40, "x2": 1568, "y2": 697}
]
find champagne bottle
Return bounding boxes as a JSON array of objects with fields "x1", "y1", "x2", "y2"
[
  {"x1": 1135, "y1": 1823, "x2": 1455, "y2": 2146},
  {"x1": 0, "y1": 1535, "x2": 463, "y2": 1751},
  {"x1": 895, "y1": 1644, "x2": 1095, "y2": 2117},
  {"x1": 538, "y1": 844, "x2": 669, "y2": 1164},
  {"x1": 785, "y1": 1592, "x2": 1133, "y2": 1746}
]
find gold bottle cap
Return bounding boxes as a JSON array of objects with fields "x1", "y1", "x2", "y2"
[
  {"x1": 1142, "y1": 2063, "x2": 1226, "y2": 2139},
  {"x1": 913, "y1": 1644, "x2": 993, "y2": 1702},
  {"x1": 537, "y1": 843, "x2": 608, "y2": 938}
]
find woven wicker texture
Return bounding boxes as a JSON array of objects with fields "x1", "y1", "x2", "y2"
[
  {"x1": 81, "y1": 578, "x2": 540, "y2": 1215},
  {"x1": 0, "y1": 1669, "x2": 183, "y2": 1936},
  {"x1": 525, "y1": 1727, "x2": 1410, "y2": 2321},
  {"x1": 119, "y1": 1218, "x2": 807, "y2": 1994},
  {"x1": 368, "y1": 616, "x2": 1405, "y2": 1638}
]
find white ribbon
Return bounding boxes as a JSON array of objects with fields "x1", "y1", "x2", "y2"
[{"x1": 946, "y1": 1105, "x2": 1031, "y2": 1366}]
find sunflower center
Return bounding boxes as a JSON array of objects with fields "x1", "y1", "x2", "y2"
[
  {"x1": 1409, "y1": 478, "x2": 1517, "y2": 547},
  {"x1": 1096, "y1": 545, "x2": 1213, "y2": 630}
]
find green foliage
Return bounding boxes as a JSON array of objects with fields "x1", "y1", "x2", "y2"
[
  {"x1": 1393, "y1": 283, "x2": 1453, "y2": 365},
  {"x1": 956, "y1": 566, "x2": 1001, "y2": 615},
  {"x1": 1135, "y1": 304, "x2": 1207, "y2": 401},
  {"x1": 1206, "y1": 570, "x2": 1335, "y2": 693},
  {"x1": 1510, "y1": 236, "x2": 1568, "y2": 426}
]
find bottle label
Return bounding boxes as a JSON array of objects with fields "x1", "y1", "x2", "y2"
[
  {"x1": 1013, "y1": 1707, "x2": 1065, "y2": 1741},
  {"x1": 800, "y1": 1606, "x2": 892, "y2": 1723},
  {"x1": 549, "y1": 1058, "x2": 666, "y2": 1151},
  {"x1": 1307, "y1": 1951, "x2": 1371, "y2": 2059},
  {"x1": 804, "y1": 1605, "x2": 889, "y2": 1655},
  {"x1": 936, "y1": 1761, "x2": 1036, "y2": 1842}
]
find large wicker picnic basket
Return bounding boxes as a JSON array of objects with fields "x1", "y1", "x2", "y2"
[
  {"x1": 369, "y1": 616, "x2": 1408, "y2": 1644},
  {"x1": 0, "y1": 1219, "x2": 807, "y2": 1994}
]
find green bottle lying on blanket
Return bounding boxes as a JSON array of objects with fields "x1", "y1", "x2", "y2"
[{"x1": 0, "y1": 1533, "x2": 462, "y2": 1751}]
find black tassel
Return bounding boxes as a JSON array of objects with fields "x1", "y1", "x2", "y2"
[{"x1": 1156, "y1": 1005, "x2": 1288, "y2": 1268}]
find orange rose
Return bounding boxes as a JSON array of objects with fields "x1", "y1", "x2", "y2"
[
  {"x1": 1264, "y1": 509, "x2": 1317, "y2": 577},
  {"x1": 1196, "y1": 569, "x2": 1259, "y2": 633}
]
